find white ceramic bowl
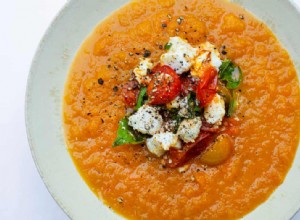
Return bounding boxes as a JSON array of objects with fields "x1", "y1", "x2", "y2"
[{"x1": 26, "y1": 0, "x2": 300, "y2": 219}]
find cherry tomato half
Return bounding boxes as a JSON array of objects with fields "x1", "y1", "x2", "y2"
[
  {"x1": 147, "y1": 65, "x2": 181, "y2": 105},
  {"x1": 122, "y1": 80, "x2": 140, "y2": 107},
  {"x1": 196, "y1": 66, "x2": 218, "y2": 107},
  {"x1": 151, "y1": 63, "x2": 162, "y2": 74},
  {"x1": 198, "y1": 65, "x2": 218, "y2": 89}
]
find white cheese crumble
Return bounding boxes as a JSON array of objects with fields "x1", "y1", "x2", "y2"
[
  {"x1": 146, "y1": 138, "x2": 165, "y2": 157},
  {"x1": 204, "y1": 94, "x2": 225, "y2": 126},
  {"x1": 160, "y1": 37, "x2": 198, "y2": 75},
  {"x1": 133, "y1": 58, "x2": 153, "y2": 84},
  {"x1": 161, "y1": 120, "x2": 177, "y2": 132},
  {"x1": 178, "y1": 164, "x2": 189, "y2": 173},
  {"x1": 146, "y1": 132, "x2": 181, "y2": 157},
  {"x1": 177, "y1": 117, "x2": 202, "y2": 143},
  {"x1": 128, "y1": 105, "x2": 163, "y2": 135},
  {"x1": 200, "y1": 41, "x2": 221, "y2": 55},
  {"x1": 191, "y1": 42, "x2": 222, "y2": 78},
  {"x1": 167, "y1": 96, "x2": 190, "y2": 118}
]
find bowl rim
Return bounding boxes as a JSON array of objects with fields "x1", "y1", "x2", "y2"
[{"x1": 25, "y1": 0, "x2": 74, "y2": 218}]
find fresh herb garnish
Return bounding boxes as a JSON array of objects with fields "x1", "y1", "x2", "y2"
[
  {"x1": 227, "y1": 91, "x2": 239, "y2": 117},
  {"x1": 173, "y1": 114, "x2": 183, "y2": 133},
  {"x1": 187, "y1": 92, "x2": 202, "y2": 118},
  {"x1": 112, "y1": 118, "x2": 145, "y2": 148},
  {"x1": 194, "y1": 105, "x2": 201, "y2": 112},
  {"x1": 135, "y1": 87, "x2": 147, "y2": 110},
  {"x1": 219, "y1": 59, "x2": 242, "y2": 89},
  {"x1": 164, "y1": 42, "x2": 173, "y2": 50}
]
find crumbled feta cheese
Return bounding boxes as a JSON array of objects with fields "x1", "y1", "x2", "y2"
[
  {"x1": 204, "y1": 94, "x2": 225, "y2": 126},
  {"x1": 133, "y1": 58, "x2": 153, "y2": 84},
  {"x1": 146, "y1": 132, "x2": 181, "y2": 157},
  {"x1": 210, "y1": 51, "x2": 222, "y2": 70},
  {"x1": 167, "y1": 96, "x2": 182, "y2": 109},
  {"x1": 160, "y1": 37, "x2": 198, "y2": 74},
  {"x1": 178, "y1": 165, "x2": 189, "y2": 173},
  {"x1": 177, "y1": 117, "x2": 202, "y2": 143},
  {"x1": 200, "y1": 42, "x2": 221, "y2": 55},
  {"x1": 167, "y1": 96, "x2": 190, "y2": 118},
  {"x1": 191, "y1": 42, "x2": 222, "y2": 78},
  {"x1": 178, "y1": 108, "x2": 190, "y2": 118},
  {"x1": 162, "y1": 120, "x2": 177, "y2": 132},
  {"x1": 146, "y1": 138, "x2": 165, "y2": 157},
  {"x1": 128, "y1": 105, "x2": 163, "y2": 135}
]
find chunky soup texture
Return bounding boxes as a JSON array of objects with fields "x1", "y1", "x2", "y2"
[{"x1": 63, "y1": 0, "x2": 300, "y2": 219}]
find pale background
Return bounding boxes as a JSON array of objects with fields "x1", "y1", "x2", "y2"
[{"x1": 0, "y1": 0, "x2": 299, "y2": 219}]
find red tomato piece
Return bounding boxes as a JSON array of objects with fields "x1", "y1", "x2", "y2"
[
  {"x1": 166, "y1": 132, "x2": 215, "y2": 168},
  {"x1": 222, "y1": 117, "x2": 240, "y2": 136},
  {"x1": 180, "y1": 75, "x2": 198, "y2": 96},
  {"x1": 151, "y1": 63, "x2": 162, "y2": 74},
  {"x1": 198, "y1": 66, "x2": 218, "y2": 89},
  {"x1": 122, "y1": 80, "x2": 140, "y2": 107},
  {"x1": 147, "y1": 65, "x2": 181, "y2": 105},
  {"x1": 196, "y1": 66, "x2": 218, "y2": 107},
  {"x1": 197, "y1": 88, "x2": 217, "y2": 107}
]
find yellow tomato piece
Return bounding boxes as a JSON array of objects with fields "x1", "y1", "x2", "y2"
[{"x1": 199, "y1": 134, "x2": 234, "y2": 166}]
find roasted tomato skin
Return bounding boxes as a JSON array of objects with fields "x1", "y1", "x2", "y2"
[
  {"x1": 196, "y1": 88, "x2": 217, "y2": 107},
  {"x1": 196, "y1": 66, "x2": 218, "y2": 107},
  {"x1": 180, "y1": 75, "x2": 198, "y2": 96},
  {"x1": 122, "y1": 80, "x2": 140, "y2": 107},
  {"x1": 147, "y1": 65, "x2": 181, "y2": 105},
  {"x1": 151, "y1": 63, "x2": 162, "y2": 74},
  {"x1": 166, "y1": 132, "x2": 215, "y2": 168}
]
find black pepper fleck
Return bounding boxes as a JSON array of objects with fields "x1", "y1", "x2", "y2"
[
  {"x1": 162, "y1": 23, "x2": 167, "y2": 28},
  {"x1": 97, "y1": 78, "x2": 104, "y2": 85},
  {"x1": 143, "y1": 50, "x2": 151, "y2": 58},
  {"x1": 113, "y1": 86, "x2": 119, "y2": 92}
]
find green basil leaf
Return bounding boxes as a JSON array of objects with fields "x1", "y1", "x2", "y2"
[
  {"x1": 227, "y1": 99, "x2": 236, "y2": 117},
  {"x1": 226, "y1": 91, "x2": 239, "y2": 117},
  {"x1": 226, "y1": 67, "x2": 242, "y2": 89},
  {"x1": 173, "y1": 115, "x2": 184, "y2": 133},
  {"x1": 112, "y1": 118, "x2": 145, "y2": 148},
  {"x1": 187, "y1": 93, "x2": 195, "y2": 118},
  {"x1": 164, "y1": 42, "x2": 173, "y2": 50},
  {"x1": 218, "y1": 82, "x2": 232, "y2": 104},
  {"x1": 187, "y1": 92, "x2": 202, "y2": 118},
  {"x1": 219, "y1": 59, "x2": 242, "y2": 89},
  {"x1": 134, "y1": 87, "x2": 147, "y2": 110},
  {"x1": 194, "y1": 106, "x2": 201, "y2": 112}
]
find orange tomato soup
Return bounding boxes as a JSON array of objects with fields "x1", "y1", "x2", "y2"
[{"x1": 63, "y1": 0, "x2": 300, "y2": 219}]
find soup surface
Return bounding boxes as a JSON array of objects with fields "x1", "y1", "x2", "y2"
[{"x1": 63, "y1": 0, "x2": 300, "y2": 219}]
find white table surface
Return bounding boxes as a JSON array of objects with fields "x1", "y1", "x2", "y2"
[{"x1": 0, "y1": 0, "x2": 299, "y2": 219}]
